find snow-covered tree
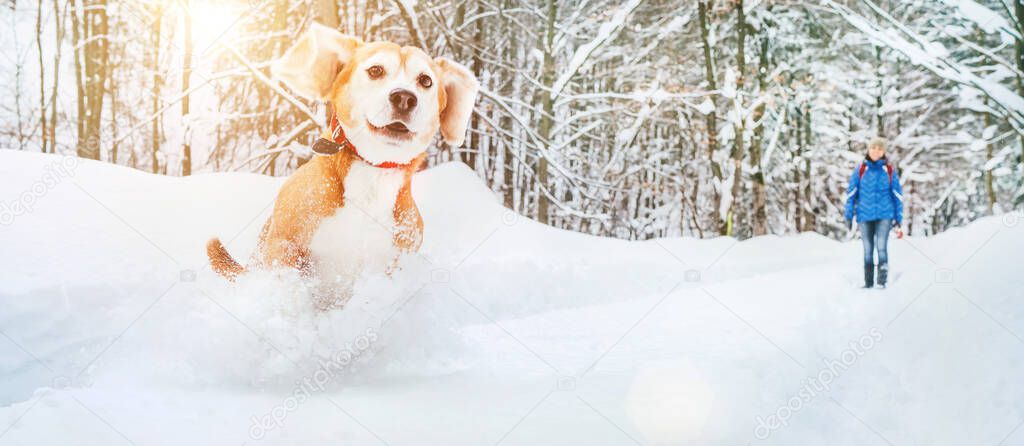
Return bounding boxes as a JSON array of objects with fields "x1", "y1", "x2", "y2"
[{"x1": 1, "y1": 0, "x2": 1021, "y2": 239}]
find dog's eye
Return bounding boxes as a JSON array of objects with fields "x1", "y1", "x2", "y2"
[
  {"x1": 367, "y1": 65, "x2": 385, "y2": 79},
  {"x1": 417, "y1": 74, "x2": 433, "y2": 88}
]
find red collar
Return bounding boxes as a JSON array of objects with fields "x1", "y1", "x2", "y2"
[{"x1": 325, "y1": 114, "x2": 408, "y2": 169}]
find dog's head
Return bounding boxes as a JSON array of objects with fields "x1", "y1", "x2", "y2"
[{"x1": 271, "y1": 24, "x2": 479, "y2": 166}]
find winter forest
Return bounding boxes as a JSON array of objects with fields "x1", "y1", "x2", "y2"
[{"x1": 3, "y1": 0, "x2": 1023, "y2": 240}]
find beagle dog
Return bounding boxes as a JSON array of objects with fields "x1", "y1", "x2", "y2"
[{"x1": 207, "y1": 24, "x2": 478, "y2": 304}]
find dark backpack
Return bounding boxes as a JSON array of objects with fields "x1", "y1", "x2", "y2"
[{"x1": 858, "y1": 161, "x2": 894, "y2": 184}]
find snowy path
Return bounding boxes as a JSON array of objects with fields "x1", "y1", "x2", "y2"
[{"x1": 1, "y1": 151, "x2": 1022, "y2": 445}]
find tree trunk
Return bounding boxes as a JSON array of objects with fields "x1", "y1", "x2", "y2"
[
  {"x1": 111, "y1": 71, "x2": 118, "y2": 164},
  {"x1": 1016, "y1": 1, "x2": 1024, "y2": 168},
  {"x1": 726, "y1": 0, "x2": 747, "y2": 236},
  {"x1": 314, "y1": 0, "x2": 339, "y2": 28},
  {"x1": 13, "y1": 52, "x2": 28, "y2": 149},
  {"x1": 699, "y1": 1, "x2": 722, "y2": 234},
  {"x1": 802, "y1": 105, "x2": 815, "y2": 231},
  {"x1": 466, "y1": 5, "x2": 484, "y2": 169},
  {"x1": 536, "y1": 0, "x2": 557, "y2": 225},
  {"x1": 181, "y1": 0, "x2": 193, "y2": 176},
  {"x1": 70, "y1": 0, "x2": 108, "y2": 160},
  {"x1": 49, "y1": 0, "x2": 63, "y2": 154},
  {"x1": 36, "y1": 0, "x2": 48, "y2": 153},
  {"x1": 69, "y1": 0, "x2": 86, "y2": 157},
  {"x1": 874, "y1": 45, "x2": 884, "y2": 137},
  {"x1": 391, "y1": 0, "x2": 424, "y2": 49},
  {"x1": 88, "y1": 0, "x2": 108, "y2": 160},
  {"x1": 984, "y1": 103, "x2": 996, "y2": 214},
  {"x1": 150, "y1": 5, "x2": 162, "y2": 173},
  {"x1": 500, "y1": 0, "x2": 516, "y2": 209},
  {"x1": 793, "y1": 107, "x2": 803, "y2": 232},
  {"x1": 750, "y1": 34, "x2": 768, "y2": 236}
]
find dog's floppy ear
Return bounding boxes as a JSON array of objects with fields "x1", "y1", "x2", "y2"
[
  {"x1": 271, "y1": 23, "x2": 362, "y2": 101},
  {"x1": 435, "y1": 57, "x2": 480, "y2": 147}
]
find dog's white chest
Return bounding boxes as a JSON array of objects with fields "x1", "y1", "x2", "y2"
[{"x1": 309, "y1": 162, "x2": 405, "y2": 282}]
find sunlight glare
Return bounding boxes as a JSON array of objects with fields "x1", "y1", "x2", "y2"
[{"x1": 187, "y1": 1, "x2": 246, "y2": 53}]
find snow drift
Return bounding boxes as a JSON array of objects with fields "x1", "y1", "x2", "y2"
[{"x1": 1, "y1": 151, "x2": 1022, "y2": 445}]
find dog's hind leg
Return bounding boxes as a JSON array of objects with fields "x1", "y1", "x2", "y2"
[{"x1": 207, "y1": 238, "x2": 245, "y2": 280}]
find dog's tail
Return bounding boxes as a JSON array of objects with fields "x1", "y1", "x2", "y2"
[{"x1": 207, "y1": 238, "x2": 245, "y2": 281}]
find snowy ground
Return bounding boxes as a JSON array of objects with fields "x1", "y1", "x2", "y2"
[{"x1": 1, "y1": 150, "x2": 1022, "y2": 446}]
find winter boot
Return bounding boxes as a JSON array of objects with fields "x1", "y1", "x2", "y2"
[
  {"x1": 863, "y1": 264, "x2": 875, "y2": 288},
  {"x1": 877, "y1": 263, "x2": 889, "y2": 288}
]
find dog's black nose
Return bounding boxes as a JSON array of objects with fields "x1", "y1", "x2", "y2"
[{"x1": 389, "y1": 89, "x2": 418, "y2": 113}]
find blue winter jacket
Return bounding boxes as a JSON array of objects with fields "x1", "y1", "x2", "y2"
[{"x1": 844, "y1": 157, "x2": 903, "y2": 224}]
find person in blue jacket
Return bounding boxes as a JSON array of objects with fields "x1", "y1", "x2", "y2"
[{"x1": 845, "y1": 137, "x2": 903, "y2": 289}]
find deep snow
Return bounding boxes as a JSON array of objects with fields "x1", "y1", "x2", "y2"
[{"x1": 1, "y1": 151, "x2": 1022, "y2": 445}]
